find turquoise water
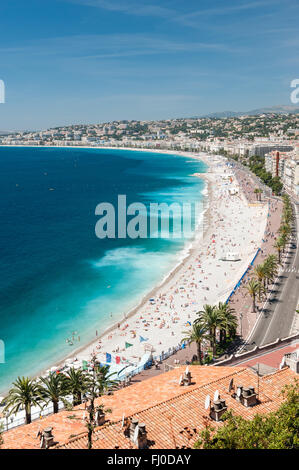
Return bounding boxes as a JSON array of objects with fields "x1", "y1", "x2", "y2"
[{"x1": 0, "y1": 147, "x2": 207, "y2": 392}]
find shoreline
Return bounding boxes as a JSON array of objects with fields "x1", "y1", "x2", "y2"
[
  {"x1": 0, "y1": 147, "x2": 211, "y2": 394},
  {"x1": 0, "y1": 147, "x2": 268, "y2": 394},
  {"x1": 52, "y1": 170, "x2": 212, "y2": 369},
  {"x1": 40, "y1": 152, "x2": 213, "y2": 377}
]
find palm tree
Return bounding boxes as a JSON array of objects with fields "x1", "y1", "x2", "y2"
[
  {"x1": 182, "y1": 323, "x2": 209, "y2": 365},
  {"x1": 216, "y1": 302, "x2": 238, "y2": 341},
  {"x1": 279, "y1": 223, "x2": 291, "y2": 241},
  {"x1": 254, "y1": 264, "x2": 267, "y2": 288},
  {"x1": 282, "y1": 207, "x2": 292, "y2": 225},
  {"x1": 63, "y1": 367, "x2": 89, "y2": 406},
  {"x1": 38, "y1": 372, "x2": 68, "y2": 414},
  {"x1": 83, "y1": 354, "x2": 116, "y2": 449},
  {"x1": 195, "y1": 304, "x2": 224, "y2": 356},
  {"x1": 263, "y1": 255, "x2": 278, "y2": 287},
  {"x1": 254, "y1": 188, "x2": 260, "y2": 201},
  {"x1": 3, "y1": 377, "x2": 42, "y2": 425},
  {"x1": 274, "y1": 238, "x2": 284, "y2": 264},
  {"x1": 93, "y1": 365, "x2": 118, "y2": 396},
  {"x1": 246, "y1": 279, "x2": 265, "y2": 313},
  {"x1": 280, "y1": 234, "x2": 288, "y2": 254}
]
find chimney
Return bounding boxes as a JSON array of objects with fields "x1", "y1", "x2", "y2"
[
  {"x1": 242, "y1": 386, "x2": 258, "y2": 407},
  {"x1": 123, "y1": 417, "x2": 131, "y2": 438},
  {"x1": 96, "y1": 408, "x2": 105, "y2": 426},
  {"x1": 235, "y1": 385, "x2": 258, "y2": 407},
  {"x1": 137, "y1": 423, "x2": 148, "y2": 449},
  {"x1": 129, "y1": 418, "x2": 139, "y2": 442},
  {"x1": 40, "y1": 427, "x2": 55, "y2": 449},
  {"x1": 183, "y1": 368, "x2": 192, "y2": 386},
  {"x1": 209, "y1": 396, "x2": 227, "y2": 422}
]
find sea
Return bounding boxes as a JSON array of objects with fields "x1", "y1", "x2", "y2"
[{"x1": 0, "y1": 147, "x2": 207, "y2": 393}]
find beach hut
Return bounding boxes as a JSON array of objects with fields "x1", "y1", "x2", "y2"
[{"x1": 222, "y1": 252, "x2": 241, "y2": 261}]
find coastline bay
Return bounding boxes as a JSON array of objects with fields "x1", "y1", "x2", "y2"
[{"x1": 0, "y1": 147, "x2": 206, "y2": 392}]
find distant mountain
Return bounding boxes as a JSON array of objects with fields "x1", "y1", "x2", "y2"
[
  {"x1": 0, "y1": 130, "x2": 19, "y2": 135},
  {"x1": 0, "y1": 130, "x2": 11, "y2": 135},
  {"x1": 202, "y1": 105, "x2": 299, "y2": 118}
]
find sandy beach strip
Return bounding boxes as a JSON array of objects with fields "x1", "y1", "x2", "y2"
[
  {"x1": 0, "y1": 147, "x2": 269, "y2": 386},
  {"x1": 43, "y1": 150, "x2": 268, "y2": 376}
]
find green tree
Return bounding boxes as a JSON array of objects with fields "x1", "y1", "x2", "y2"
[
  {"x1": 214, "y1": 302, "x2": 237, "y2": 343},
  {"x1": 263, "y1": 254, "x2": 278, "y2": 287},
  {"x1": 93, "y1": 365, "x2": 118, "y2": 396},
  {"x1": 37, "y1": 372, "x2": 69, "y2": 414},
  {"x1": 182, "y1": 323, "x2": 209, "y2": 365},
  {"x1": 195, "y1": 305, "x2": 224, "y2": 356},
  {"x1": 254, "y1": 263, "x2": 267, "y2": 288},
  {"x1": 84, "y1": 354, "x2": 115, "y2": 449},
  {"x1": 64, "y1": 367, "x2": 89, "y2": 406},
  {"x1": 279, "y1": 223, "x2": 291, "y2": 241},
  {"x1": 3, "y1": 377, "x2": 42, "y2": 425},
  {"x1": 246, "y1": 279, "x2": 265, "y2": 313},
  {"x1": 274, "y1": 237, "x2": 284, "y2": 264}
]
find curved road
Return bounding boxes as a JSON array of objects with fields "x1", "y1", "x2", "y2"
[{"x1": 241, "y1": 200, "x2": 299, "y2": 352}]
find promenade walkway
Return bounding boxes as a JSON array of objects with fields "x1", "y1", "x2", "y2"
[
  {"x1": 130, "y1": 164, "x2": 283, "y2": 383},
  {"x1": 228, "y1": 167, "x2": 282, "y2": 340}
]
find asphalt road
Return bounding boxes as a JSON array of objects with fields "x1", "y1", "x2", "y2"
[{"x1": 242, "y1": 200, "x2": 299, "y2": 352}]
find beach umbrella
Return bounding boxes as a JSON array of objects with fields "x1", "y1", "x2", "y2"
[
  {"x1": 139, "y1": 336, "x2": 148, "y2": 342},
  {"x1": 125, "y1": 342, "x2": 133, "y2": 349}
]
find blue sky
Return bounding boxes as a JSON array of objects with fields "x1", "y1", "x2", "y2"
[{"x1": 0, "y1": 0, "x2": 298, "y2": 130}]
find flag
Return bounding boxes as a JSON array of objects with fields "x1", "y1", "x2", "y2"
[
  {"x1": 139, "y1": 336, "x2": 148, "y2": 342},
  {"x1": 125, "y1": 342, "x2": 133, "y2": 349},
  {"x1": 106, "y1": 353, "x2": 112, "y2": 363},
  {"x1": 116, "y1": 356, "x2": 121, "y2": 364}
]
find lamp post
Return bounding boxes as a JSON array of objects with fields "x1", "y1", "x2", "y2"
[{"x1": 239, "y1": 312, "x2": 243, "y2": 338}]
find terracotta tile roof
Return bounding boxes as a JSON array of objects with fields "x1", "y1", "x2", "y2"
[
  {"x1": 58, "y1": 366, "x2": 297, "y2": 449},
  {"x1": 1, "y1": 365, "x2": 297, "y2": 449},
  {"x1": 1, "y1": 365, "x2": 236, "y2": 449}
]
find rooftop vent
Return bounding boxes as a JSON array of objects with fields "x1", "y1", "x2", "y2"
[
  {"x1": 127, "y1": 418, "x2": 148, "y2": 449},
  {"x1": 235, "y1": 385, "x2": 258, "y2": 407},
  {"x1": 137, "y1": 423, "x2": 148, "y2": 449},
  {"x1": 209, "y1": 393, "x2": 228, "y2": 422},
  {"x1": 39, "y1": 427, "x2": 55, "y2": 449},
  {"x1": 179, "y1": 367, "x2": 192, "y2": 386}
]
